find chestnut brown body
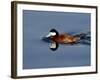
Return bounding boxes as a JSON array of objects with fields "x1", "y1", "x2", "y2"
[{"x1": 51, "y1": 33, "x2": 79, "y2": 44}]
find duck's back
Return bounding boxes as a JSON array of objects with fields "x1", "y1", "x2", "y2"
[{"x1": 51, "y1": 34, "x2": 79, "y2": 43}]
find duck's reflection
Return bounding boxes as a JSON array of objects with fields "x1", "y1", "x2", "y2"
[
  {"x1": 49, "y1": 42, "x2": 59, "y2": 51},
  {"x1": 42, "y1": 29, "x2": 90, "y2": 51}
]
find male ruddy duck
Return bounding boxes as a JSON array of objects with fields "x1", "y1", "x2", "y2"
[
  {"x1": 42, "y1": 29, "x2": 90, "y2": 51},
  {"x1": 45, "y1": 29, "x2": 80, "y2": 44}
]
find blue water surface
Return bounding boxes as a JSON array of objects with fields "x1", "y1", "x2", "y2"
[{"x1": 23, "y1": 10, "x2": 91, "y2": 69}]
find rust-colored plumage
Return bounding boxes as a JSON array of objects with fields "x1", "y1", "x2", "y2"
[{"x1": 51, "y1": 33, "x2": 79, "y2": 44}]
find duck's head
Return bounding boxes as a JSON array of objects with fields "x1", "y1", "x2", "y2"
[
  {"x1": 42, "y1": 29, "x2": 59, "y2": 51},
  {"x1": 42, "y1": 29, "x2": 59, "y2": 43},
  {"x1": 46, "y1": 29, "x2": 59, "y2": 38}
]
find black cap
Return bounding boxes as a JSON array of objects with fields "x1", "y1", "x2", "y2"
[{"x1": 50, "y1": 29, "x2": 59, "y2": 36}]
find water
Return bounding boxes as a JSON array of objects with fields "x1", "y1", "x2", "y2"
[{"x1": 23, "y1": 10, "x2": 91, "y2": 69}]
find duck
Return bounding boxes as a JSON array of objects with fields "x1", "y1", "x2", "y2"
[
  {"x1": 42, "y1": 28, "x2": 90, "y2": 51},
  {"x1": 42, "y1": 29, "x2": 80, "y2": 51},
  {"x1": 45, "y1": 29, "x2": 80, "y2": 44}
]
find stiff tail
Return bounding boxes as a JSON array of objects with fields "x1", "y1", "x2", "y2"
[{"x1": 74, "y1": 30, "x2": 90, "y2": 41}]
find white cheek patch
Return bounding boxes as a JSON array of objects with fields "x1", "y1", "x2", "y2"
[{"x1": 46, "y1": 32, "x2": 56, "y2": 37}]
